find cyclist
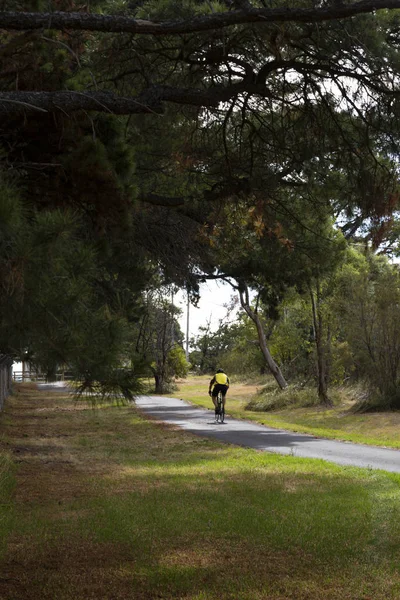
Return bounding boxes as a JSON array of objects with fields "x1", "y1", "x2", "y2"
[{"x1": 208, "y1": 368, "x2": 230, "y2": 415}]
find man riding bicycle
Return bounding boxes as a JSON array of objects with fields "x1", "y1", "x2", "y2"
[{"x1": 209, "y1": 368, "x2": 230, "y2": 415}]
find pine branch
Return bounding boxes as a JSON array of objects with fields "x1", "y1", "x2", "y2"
[
  {"x1": 0, "y1": 91, "x2": 162, "y2": 115},
  {"x1": 0, "y1": 1, "x2": 399, "y2": 37},
  {"x1": 0, "y1": 86, "x2": 219, "y2": 115},
  {"x1": 0, "y1": 82, "x2": 272, "y2": 115}
]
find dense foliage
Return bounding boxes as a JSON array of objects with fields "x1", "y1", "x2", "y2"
[
  {"x1": 2, "y1": 0, "x2": 400, "y2": 400},
  {"x1": 194, "y1": 247, "x2": 400, "y2": 409}
]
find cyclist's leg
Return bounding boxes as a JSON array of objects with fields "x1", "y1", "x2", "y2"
[
  {"x1": 218, "y1": 391, "x2": 225, "y2": 423},
  {"x1": 212, "y1": 386, "x2": 220, "y2": 413},
  {"x1": 221, "y1": 385, "x2": 228, "y2": 408}
]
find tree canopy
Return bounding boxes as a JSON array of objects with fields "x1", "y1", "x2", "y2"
[{"x1": 2, "y1": 0, "x2": 400, "y2": 396}]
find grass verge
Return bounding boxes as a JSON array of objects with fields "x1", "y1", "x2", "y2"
[
  {"x1": 0, "y1": 449, "x2": 14, "y2": 559},
  {"x1": 1, "y1": 384, "x2": 400, "y2": 599},
  {"x1": 169, "y1": 375, "x2": 400, "y2": 448}
]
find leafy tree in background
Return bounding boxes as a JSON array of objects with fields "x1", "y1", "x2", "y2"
[
  {"x1": 208, "y1": 245, "x2": 400, "y2": 409},
  {"x1": 216, "y1": 311, "x2": 269, "y2": 377},
  {"x1": 268, "y1": 291, "x2": 313, "y2": 381},
  {"x1": 189, "y1": 315, "x2": 238, "y2": 374},
  {"x1": 334, "y1": 248, "x2": 400, "y2": 408},
  {"x1": 198, "y1": 189, "x2": 346, "y2": 398},
  {"x1": 132, "y1": 290, "x2": 188, "y2": 393},
  {"x1": 189, "y1": 320, "x2": 221, "y2": 374}
]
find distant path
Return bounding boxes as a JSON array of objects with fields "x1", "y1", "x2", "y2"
[{"x1": 136, "y1": 395, "x2": 400, "y2": 474}]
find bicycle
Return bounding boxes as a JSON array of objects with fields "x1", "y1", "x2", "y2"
[{"x1": 215, "y1": 390, "x2": 225, "y2": 424}]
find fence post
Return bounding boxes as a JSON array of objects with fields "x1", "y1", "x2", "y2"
[{"x1": 0, "y1": 355, "x2": 13, "y2": 411}]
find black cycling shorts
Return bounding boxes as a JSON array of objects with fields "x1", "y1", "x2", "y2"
[{"x1": 212, "y1": 383, "x2": 228, "y2": 398}]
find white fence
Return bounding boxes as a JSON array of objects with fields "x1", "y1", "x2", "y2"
[{"x1": 12, "y1": 371, "x2": 74, "y2": 382}]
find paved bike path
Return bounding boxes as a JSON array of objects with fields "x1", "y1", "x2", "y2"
[{"x1": 136, "y1": 395, "x2": 400, "y2": 473}]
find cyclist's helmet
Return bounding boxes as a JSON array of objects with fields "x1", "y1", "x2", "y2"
[{"x1": 216, "y1": 368, "x2": 225, "y2": 373}]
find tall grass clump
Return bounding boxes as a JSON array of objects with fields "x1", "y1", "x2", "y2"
[
  {"x1": 246, "y1": 381, "x2": 372, "y2": 412},
  {"x1": 246, "y1": 383, "x2": 325, "y2": 411}
]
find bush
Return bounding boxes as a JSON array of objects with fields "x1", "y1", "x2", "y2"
[
  {"x1": 167, "y1": 346, "x2": 189, "y2": 379},
  {"x1": 351, "y1": 387, "x2": 397, "y2": 413}
]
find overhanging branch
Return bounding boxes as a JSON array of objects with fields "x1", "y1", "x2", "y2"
[
  {"x1": 0, "y1": 90, "x2": 163, "y2": 115},
  {"x1": 0, "y1": 82, "x2": 274, "y2": 115},
  {"x1": 0, "y1": 1, "x2": 399, "y2": 36},
  {"x1": 0, "y1": 86, "x2": 222, "y2": 115}
]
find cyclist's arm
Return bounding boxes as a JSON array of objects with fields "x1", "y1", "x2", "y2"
[
  {"x1": 227, "y1": 377, "x2": 230, "y2": 387},
  {"x1": 209, "y1": 376, "x2": 216, "y2": 393}
]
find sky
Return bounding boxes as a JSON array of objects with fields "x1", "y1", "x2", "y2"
[{"x1": 175, "y1": 279, "x2": 240, "y2": 348}]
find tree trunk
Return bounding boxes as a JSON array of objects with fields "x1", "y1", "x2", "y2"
[
  {"x1": 154, "y1": 373, "x2": 163, "y2": 394},
  {"x1": 154, "y1": 365, "x2": 169, "y2": 394},
  {"x1": 150, "y1": 364, "x2": 162, "y2": 395},
  {"x1": 238, "y1": 285, "x2": 288, "y2": 390},
  {"x1": 310, "y1": 283, "x2": 331, "y2": 406}
]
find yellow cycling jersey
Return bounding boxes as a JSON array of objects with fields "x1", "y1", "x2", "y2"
[{"x1": 215, "y1": 372, "x2": 229, "y2": 385}]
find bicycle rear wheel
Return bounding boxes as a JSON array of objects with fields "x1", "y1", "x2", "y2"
[{"x1": 217, "y1": 393, "x2": 225, "y2": 423}]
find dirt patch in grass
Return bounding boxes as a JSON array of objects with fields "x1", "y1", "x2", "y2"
[{"x1": 1, "y1": 537, "x2": 145, "y2": 600}]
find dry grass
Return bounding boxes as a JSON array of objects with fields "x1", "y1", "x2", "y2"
[{"x1": 1, "y1": 384, "x2": 400, "y2": 599}]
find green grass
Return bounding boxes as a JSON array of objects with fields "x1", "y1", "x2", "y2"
[
  {"x1": 2, "y1": 386, "x2": 400, "y2": 599},
  {"x1": 85, "y1": 457, "x2": 400, "y2": 598},
  {"x1": 169, "y1": 375, "x2": 400, "y2": 448},
  {"x1": 0, "y1": 449, "x2": 15, "y2": 558}
]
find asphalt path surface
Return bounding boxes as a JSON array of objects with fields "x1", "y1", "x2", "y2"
[{"x1": 136, "y1": 395, "x2": 400, "y2": 474}]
